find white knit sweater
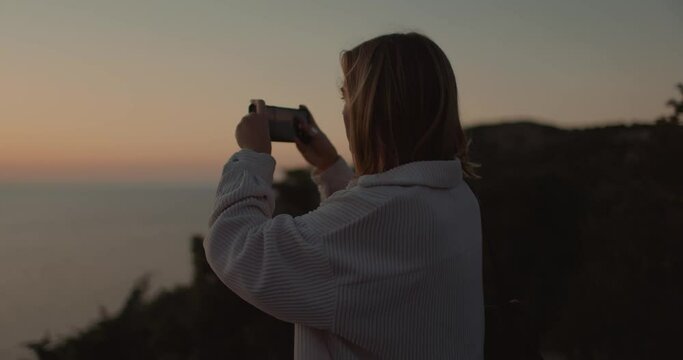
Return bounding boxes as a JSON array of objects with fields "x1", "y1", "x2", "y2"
[{"x1": 205, "y1": 148, "x2": 484, "y2": 359}]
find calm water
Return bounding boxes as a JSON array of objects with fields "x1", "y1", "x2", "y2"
[{"x1": 0, "y1": 183, "x2": 216, "y2": 360}]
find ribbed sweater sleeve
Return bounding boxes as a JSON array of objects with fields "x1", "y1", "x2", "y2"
[
  {"x1": 310, "y1": 156, "x2": 355, "y2": 201},
  {"x1": 205, "y1": 148, "x2": 337, "y2": 330}
]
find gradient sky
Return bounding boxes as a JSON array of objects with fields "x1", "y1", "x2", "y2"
[{"x1": 2, "y1": 0, "x2": 682, "y2": 183}]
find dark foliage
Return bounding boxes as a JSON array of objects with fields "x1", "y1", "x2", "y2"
[
  {"x1": 26, "y1": 121, "x2": 683, "y2": 360},
  {"x1": 468, "y1": 121, "x2": 682, "y2": 359},
  {"x1": 655, "y1": 83, "x2": 683, "y2": 125}
]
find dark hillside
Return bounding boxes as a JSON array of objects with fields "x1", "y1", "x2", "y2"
[
  {"x1": 27, "y1": 121, "x2": 683, "y2": 360},
  {"x1": 467, "y1": 121, "x2": 682, "y2": 359}
]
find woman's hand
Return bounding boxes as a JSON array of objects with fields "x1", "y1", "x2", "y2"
[
  {"x1": 294, "y1": 105, "x2": 340, "y2": 171},
  {"x1": 235, "y1": 99, "x2": 272, "y2": 155}
]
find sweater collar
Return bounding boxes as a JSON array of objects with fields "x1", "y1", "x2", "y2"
[{"x1": 349, "y1": 158, "x2": 463, "y2": 189}]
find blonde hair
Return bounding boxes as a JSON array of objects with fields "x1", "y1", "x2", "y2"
[{"x1": 340, "y1": 32, "x2": 480, "y2": 179}]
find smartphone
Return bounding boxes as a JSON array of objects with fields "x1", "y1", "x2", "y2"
[{"x1": 248, "y1": 102, "x2": 312, "y2": 144}]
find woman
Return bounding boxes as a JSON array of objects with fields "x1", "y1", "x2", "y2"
[{"x1": 205, "y1": 32, "x2": 483, "y2": 359}]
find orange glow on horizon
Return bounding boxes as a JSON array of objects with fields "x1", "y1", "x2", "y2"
[{"x1": 2, "y1": 1, "x2": 680, "y2": 183}]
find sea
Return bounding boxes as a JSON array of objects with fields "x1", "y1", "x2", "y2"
[{"x1": 0, "y1": 183, "x2": 217, "y2": 360}]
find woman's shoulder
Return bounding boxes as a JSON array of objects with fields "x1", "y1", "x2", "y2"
[
  {"x1": 293, "y1": 185, "x2": 434, "y2": 238},
  {"x1": 295, "y1": 186, "x2": 387, "y2": 230}
]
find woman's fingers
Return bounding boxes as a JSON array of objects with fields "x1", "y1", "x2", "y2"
[
  {"x1": 299, "y1": 104, "x2": 319, "y2": 126},
  {"x1": 301, "y1": 117, "x2": 313, "y2": 135},
  {"x1": 251, "y1": 99, "x2": 267, "y2": 114},
  {"x1": 308, "y1": 122, "x2": 320, "y2": 136},
  {"x1": 296, "y1": 116, "x2": 317, "y2": 140}
]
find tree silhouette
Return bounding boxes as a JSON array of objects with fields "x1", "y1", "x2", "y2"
[{"x1": 656, "y1": 83, "x2": 683, "y2": 125}]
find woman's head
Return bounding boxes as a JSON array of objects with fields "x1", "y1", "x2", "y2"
[{"x1": 340, "y1": 32, "x2": 479, "y2": 178}]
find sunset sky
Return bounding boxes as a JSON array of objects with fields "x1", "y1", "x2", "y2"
[{"x1": 2, "y1": 0, "x2": 682, "y2": 184}]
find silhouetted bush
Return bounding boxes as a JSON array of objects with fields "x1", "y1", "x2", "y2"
[{"x1": 655, "y1": 83, "x2": 683, "y2": 125}]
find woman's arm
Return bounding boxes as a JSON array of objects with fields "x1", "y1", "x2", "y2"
[
  {"x1": 205, "y1": 148, "x2": 336, "y2": 330},
  {"x1": 311, "y1": 156, "x2": 355, "y2": 201},
  {"x1": 291, "y1": 105, "x2": 353, "y2": 200}
]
